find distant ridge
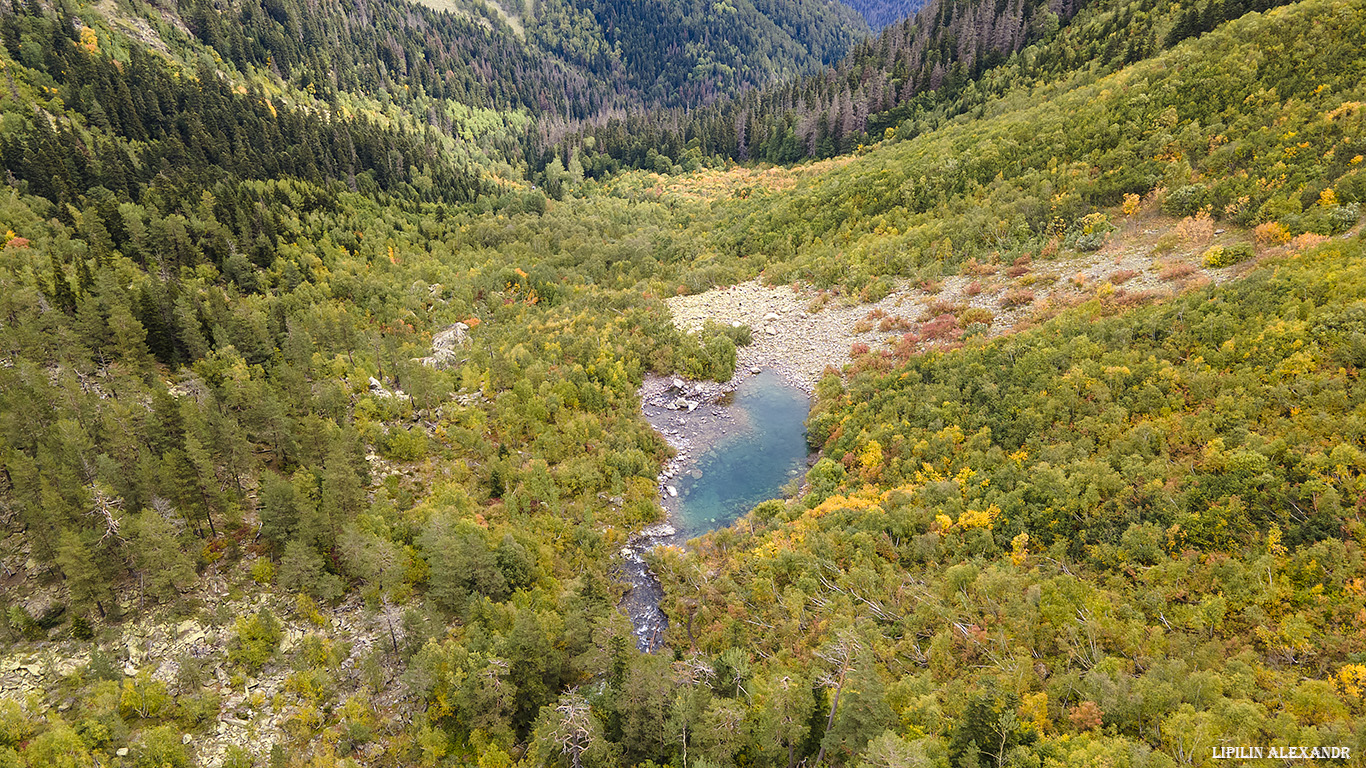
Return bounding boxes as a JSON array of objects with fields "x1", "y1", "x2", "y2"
[{"x1": 839, "y1": 0, "x2": 925, "y2": 28}]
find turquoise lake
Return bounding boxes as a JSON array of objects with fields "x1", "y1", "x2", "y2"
[{"x1": 672, "y1": 370, "x2": 811, "y2": 534}]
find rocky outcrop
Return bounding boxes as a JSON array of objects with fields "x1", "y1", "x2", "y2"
[{"x1": 415, "y1": 322, "x2": 469, "y2": 368}]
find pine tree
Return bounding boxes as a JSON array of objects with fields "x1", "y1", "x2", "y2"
[
  {"x1": 55, "y1": 528, "x2": 113, "y2": 617},
  {"x1": 132, "y1": 501, "x2": 195, "y2": 603},
  {"x1": 257, "y1": 471, "x2": 301, "y2": 550},
  {"x1": 277, "y1": 539, "x2": 343, "y2": 601}
]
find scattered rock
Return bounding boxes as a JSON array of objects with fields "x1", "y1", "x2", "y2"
[
  {"x1": 416, "y1": 322, "x2": 469, "y2": 368},
  {"x1": 638, "y1": 523, "x2": 677, "y2": 538},
  {"x1": 367, "y1": 377, "x2": 394, "y2": 398}
]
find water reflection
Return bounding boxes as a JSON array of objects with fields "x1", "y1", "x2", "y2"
[{"x1": 672, "y1": 371, "x2": 810, "y2": 534}]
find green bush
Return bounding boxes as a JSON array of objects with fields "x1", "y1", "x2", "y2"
[
  {"x1": 228, "y1": 609, "x2": 284, "y2": 674},
  {"x1": 678, "y1": 327, "x2": 738, "y2": 381},
  {"x1": 69, "y1": 614, "x2": 93, "y2": 641},
  {"x1": 381, "y1": 426, "x2": 428, "y2": 461},
  {"x1": 1074, "y1": 231, "x2": 1109, "y2": 252},
  {"x1": 6, "y1": 606, "x2": 42, "y2": 642},
  {"x1": 707, "y1": 320, "x2": 753, "y2": 347},
  {"x1": 22, "y1": 727, "x2": 90, "y2": 768},
  {"x1": 221, "y1": 746, "x2": 257, "y2": 768},
  {"x1": 1336, "y1": 170, "x2": 1366, "y2": 204},
  {"x1": 1328, "y1": 203, "x2": 1361, "y2": 233},
  {"x1": 175, "y1": 691, "x2": 223, "y2": 728},
  {"x1": 1163, "y1": 185, "x2": 1208, "y2": 217},
  {"x1": 0, "y1": 699, "x2": 35, "y2": 748},
  {"x1": 1202, "y1": 243, "x2": 1254, "y2": 268},
  {"x1": 73, "y1": 718, "x2": 113, "y2": 751},
  {"x1": 133, "y1": 725, "x2": 191, "y2": 768},
  {"x1": 277, "y1": 542, "x2": 344, "y2": 602},
  {"x1": 86, "y1": 647, "x2": 123, "y2": 682}
]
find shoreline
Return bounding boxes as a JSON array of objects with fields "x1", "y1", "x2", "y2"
[
  {"x1": 639, "y1": 370, "x2": 762, "y2": 523},
  {"x1": 622, "y1": 367, "x2": 807, "y2": 649}
]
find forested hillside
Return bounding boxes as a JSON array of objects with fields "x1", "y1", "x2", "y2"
[
  {"x1": 540, "y1": 0, "x2": 1300, "y2": 170},
  {"x1": 172, "y1": 0, "x2": 866, "y2": 119},
  {"x1": 840, "y1": 0, "x2": 923, "y2": 29},
  {"x1": 658, "y1": 235, "x2": 1366, "y2": 768},
  {"x1": 0, "y1": 0, "x2": 1363, "y2": 763}
]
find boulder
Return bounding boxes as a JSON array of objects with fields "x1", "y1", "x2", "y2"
[
  {"x1": 639, "y1": 523, "x2": 677, "y2": 538},
  {"x1": 417, "y1": 323, "x2": 470, "y2": 368}
]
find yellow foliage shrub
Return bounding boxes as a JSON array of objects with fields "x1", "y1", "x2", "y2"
[
  {"x1": 1122, "y1": 193, "x2": 1141, "y2": 217},
  {"x1": 1255, "y1": 221, "x2": 1292, "y2": 245},
  {"x1": 1173, "y1": 210, "x2": 1215, "y2": 246},
  {"x1": 1021, "y1": 692, "x2": 1050, "y2": 733},
  {"x1": 957, "y1": 504, "x2": 1001, "y2": 530},
  {"x1": 1338, "y1": 665, "x2": 1366, "y2": 700}
]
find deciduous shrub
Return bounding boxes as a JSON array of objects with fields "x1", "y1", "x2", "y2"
[
  {"x1": 1163, "y1": 184, "x2": 1207, "y2": 216},
  {"x1": 1255, "y1": 221, "x2": 1292, "y2": 245},
  {"x1": 1202, "y1": 243, "x2": 1254, "y2": 268},
  {"x1": 229, "y1": 609, "x2": 284, "y2": 674}
]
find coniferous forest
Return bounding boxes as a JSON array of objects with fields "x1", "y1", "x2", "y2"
[{"x1": 0, "y1": 0, "x2": 1365, "y2": 764}]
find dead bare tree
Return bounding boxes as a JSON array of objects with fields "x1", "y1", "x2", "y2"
[
  {"x1": 87, "y1": 483, "x2": 126, "y2": 545},
  {"x1": 550, "y1": 691, "x2": 598, "y2": 768},
  {"x1": 378, "y1": 596, "x2": 405, "y2": 654},
  {"x1": 814, "y1": 629, "x2": 863, "y2": 766},
  {"x1": 672, "y1": 654, "x2": 717, "y2": 687},
  {"x1": 151, "y1": 496, "x2": 185, "y2": 533}
]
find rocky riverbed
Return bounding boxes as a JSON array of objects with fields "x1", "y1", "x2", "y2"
[
  {"x1": 620, "y1": 374, "x2": 750, "y2": 649},
  {"x1": 666, "y1": 281, "x2": 867, "y2": 393},
  {"x1": 639, "y1": 373, "x2": 755, "y2": 515}
]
